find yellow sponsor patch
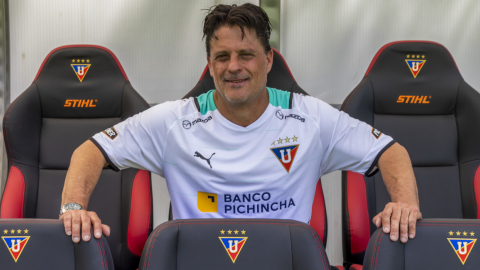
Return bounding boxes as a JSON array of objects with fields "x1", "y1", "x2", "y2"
[{"x1": 197, "y1": 191, "x2": 218, "y2": 212}]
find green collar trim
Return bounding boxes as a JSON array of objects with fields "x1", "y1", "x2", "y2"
[{"x1": 196, "y1": 87, "x2": 290, "y2": 115}]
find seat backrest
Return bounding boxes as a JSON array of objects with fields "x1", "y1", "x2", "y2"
[
  {"x1": 139, "y1": 219, "x2": 331, "y2": 270},
  {"x1": 364, "y1": 219, "x2": 480, "y2": 269},
  {"x1": 0, "y1": 45, "x2": 153, "y2": 270},
  {"x1": 0, "y1": 219, "x2": 114, "y2": 269},
  {"x1": 177, "y1": 48, "x2": 328, "y2": 246},
  {"x1": 340, "y1": 41, "x2": 480, "y2": 266}
]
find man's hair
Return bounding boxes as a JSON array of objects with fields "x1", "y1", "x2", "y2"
[{"x1": 203, "y1": 3, "x2": 272, "y2": 57}]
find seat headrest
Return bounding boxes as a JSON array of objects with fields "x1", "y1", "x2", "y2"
[
  {"x1": 365, "y1": 41, "x2": 462, "y2": 115},
  {"x1": 364, "y1": 219, "x2": 480, "y2": 269},
  {"x1": 139, "y1": 219, "x2": 330, "y2": 270},
  {"x1": 0, "y1": 219, "x2": 113, "y2": 269},
  {"x1": 184, "y1": 48, "x2": 308, "y2": 98},
  {"x1": 34, "y1": 45, "x2": 129, "y2": 118}
]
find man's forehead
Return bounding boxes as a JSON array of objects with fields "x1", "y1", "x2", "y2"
[{"x1": 210, "y1": 25, "x2": 261, "y2": 54}]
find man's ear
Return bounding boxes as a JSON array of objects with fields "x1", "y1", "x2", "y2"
[
  {"x1": 207, "y1": 56, "x2": 214, "y2": 77},
  {"x1": 266, "y1": 49, "x2": 274, "y2": 73}
]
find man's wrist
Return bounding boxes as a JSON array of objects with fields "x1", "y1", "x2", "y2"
[{"x1": 59, "y1": 203, "x2": 84, "y2": 217}]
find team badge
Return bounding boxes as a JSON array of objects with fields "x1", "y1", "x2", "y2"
[
  {"x1": 219, "y1": 229, "x2": 247, "y2": 263},
  {"x1": 405, "y1": 54, "x2": 426, "y2": 78},
  {"x1": 2, "y1": 229, "x2": 30, "y2": 262},
  {"x1": 71, "y1": 59, "x2": 91, "y2": 82},
  {"x1": 270, "y1": 141, "x2": 299, "y2": 173},
  {"x1": 447, "y1": 230, "x2": 477, "y2": 265}
]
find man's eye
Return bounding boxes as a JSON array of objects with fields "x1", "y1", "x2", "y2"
[
  {"x1": 241, "y1": 54, "x2": 254, "y2": 59},
  {"x1": 216, "y1": 55, "x2": 228, "y2": 61}
]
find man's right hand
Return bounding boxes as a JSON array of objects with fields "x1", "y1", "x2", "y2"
[{"x1": 60, "y1": 210, "x2": 110, "y2": 243}]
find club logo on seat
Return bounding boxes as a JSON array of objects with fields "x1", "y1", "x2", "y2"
[
  {"x1": 2, "y1": 229, "x2": 30, "y2": 262},
  {"x1": 405, "y1": 54, "x2": 426, "y2": 78},
  {"x1": 219, "y1": 229, "x2": 247, "y2": 263},
  {"x1": 448, "y1": 230, "x2": 477, "y2": 265},
  {"x1": 71, "y1": 59, "x2": 91, "y2": 82},
  {"x1": 270, "y1": 138, "x2": 299, "y2": 172}
]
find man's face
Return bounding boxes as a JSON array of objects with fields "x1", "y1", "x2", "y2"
[{"x1": 207, "y1": 25, "x2": 273, "y2": 106}]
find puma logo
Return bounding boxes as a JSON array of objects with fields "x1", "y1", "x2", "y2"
[{"x1": 194, "y1": 151, "x2": 215, "y2": 169}]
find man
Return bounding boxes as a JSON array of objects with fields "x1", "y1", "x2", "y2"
[{"x1": 61, "y1": 3, "x2": 421, "y2": 244}]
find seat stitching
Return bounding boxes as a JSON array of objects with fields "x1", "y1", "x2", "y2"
[{"x1": 96, "y1": 238, "x2": 106, "y2": 270}]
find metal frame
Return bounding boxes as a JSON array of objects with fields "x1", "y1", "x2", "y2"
[{"x1": 0, "y1": 0, "x2": 10, "y2": 195}]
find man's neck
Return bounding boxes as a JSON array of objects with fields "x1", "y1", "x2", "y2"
[{"x1": 213, "y1": 89, "x2": 269, "y2": 127}]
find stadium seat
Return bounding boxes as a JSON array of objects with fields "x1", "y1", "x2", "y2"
[
  {"x1": 363, "y1": 219, "x2": 480, "y2": 269},
  {"x1": 0, "y1": 45, "x2": 153, "y2": 270},
  {"x1": 340, "y1": 41, "x2": 480, "y2": 268},
  {"x1": 177, "y1": 48, "x2": 328, "y2": 247},
  {"x1": 0, "y1": 219, "x2": 114, "y2": 269},
  {"x1": 138, "y1": 218, "x2": 334, "y2": 270}
]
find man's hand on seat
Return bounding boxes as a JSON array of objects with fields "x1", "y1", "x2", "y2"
[
  {"x1": 373, "y1": 202, "x2": 422, "y2": 243},
  {"x1": 60, "y1": 210, "x2": 110, "y2": 243},
  {"x1": 376, "y1": 143, "x2": 422, "y2": 243}
]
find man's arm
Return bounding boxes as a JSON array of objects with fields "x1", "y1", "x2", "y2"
[
  {"x1": 374, "y1": 142, "x2": 422, "y2": 243},
  {"x1": 60, "y1": 140, "x2": 110, "y2": 243}
]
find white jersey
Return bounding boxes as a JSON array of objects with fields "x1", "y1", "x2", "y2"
[{"x1": 92, "y1": 87, "x2": 394, "y2": 223}]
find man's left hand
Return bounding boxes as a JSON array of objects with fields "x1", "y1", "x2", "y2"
[{"x1": 373, "y1": 202, "x2": 422, "y2": 243}]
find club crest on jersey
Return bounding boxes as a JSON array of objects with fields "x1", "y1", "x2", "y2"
[
  {"x1": 405, "y1": 54, "x2": 426, "y2": 78},
  {"x1": 2, "y1": 229, "x2": 30, "y2": 262},
  {"x1": 71, "y1": 59, "x2": 91, "y2": 82},
  {"x1": 219, "y1": 230, "x2": 247, "y2": 263},
  {"x1": 270, "y1": 144, "x2": 299, "y2": 173},
  {"x1": 448, "y1": 237, "x2": 477, "y2": 265}
]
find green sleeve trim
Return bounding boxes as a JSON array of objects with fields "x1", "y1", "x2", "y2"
[
  {"x1": 267, "y1": 87, "x2": 290, "y2": 109},
  {"x1": 196, "y1": 89, "x2": 217, "y2": 115}
]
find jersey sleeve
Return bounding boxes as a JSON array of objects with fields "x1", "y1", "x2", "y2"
[
  {"x1": 299, "y1": 95, "x2": 395, "y2": 177},
  {"x1": 91, "y1": 100, "x2": 183, "y2": 176}
]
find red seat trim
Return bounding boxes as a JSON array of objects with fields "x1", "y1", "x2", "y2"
[
  {"x1": 127, "y1": 170, "x2": 151, "y2": 256},
  {"x1": 347, "y1": 171, "x2": 370, "y2": 253},
  {"x1": 349, "y1": 263, "x2": 363, "y2": 270},
  {"x1": 0, "y1": 166, "x2": 25, "y2": 218},
  {"x1": 475, "y1": 165, "x2": 480, "y2": 218},
  {"x1": 310, "y1": 179, "x2": 327, "y2": 244}
]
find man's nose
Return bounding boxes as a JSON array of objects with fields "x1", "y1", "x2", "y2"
[{"x1": 227, "y1": 56, "x2": 242, "y2": 73}]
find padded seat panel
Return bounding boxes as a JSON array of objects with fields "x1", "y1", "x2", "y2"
[
  {"x1": 374, "y1": 114, "x2": 458, "y2": 166},
  {"x1": 374, "y1": 166, "x2": 463, "y2": 218},
  {"x1": 40, "y1": 118, "x2": 121, "y2": 169},
  {"x1": 36, "y1": 169, "x2": 122, "y2": 266},
  {"x1": 176, "y1": 223, "x2": 293, "y2": 270}
]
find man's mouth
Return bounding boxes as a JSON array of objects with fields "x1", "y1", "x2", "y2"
[{"x1": 225, "y1": 78, "x2": 248, "y2": 84}]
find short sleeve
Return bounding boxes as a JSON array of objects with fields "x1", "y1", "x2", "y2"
[
  {"x1": 298, "y1": 95, "x2": 395, "y2": 177},
  {"x1": 91, "y1": 100, "x2": 182, "y2": 176}
]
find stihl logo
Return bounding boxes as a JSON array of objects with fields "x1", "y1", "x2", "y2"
[
  {"x1": 64, "y1": 99, "x2": 97, "y2": 107},
  {"x1": 396, "y1": 95, "x2": 431, "y2": 104}
]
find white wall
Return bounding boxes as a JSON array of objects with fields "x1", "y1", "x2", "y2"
[{"x1": 8, "y1": 0, "x2": 480, "y2": 266}]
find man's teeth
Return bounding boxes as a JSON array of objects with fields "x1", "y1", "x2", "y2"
[{"x1": 229, "y1": 79, "x2": 245, "y2": 83}]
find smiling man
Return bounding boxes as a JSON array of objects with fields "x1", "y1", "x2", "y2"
[{"x1": 60, "y1": 4, "x2": 421, "y2": 245}]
